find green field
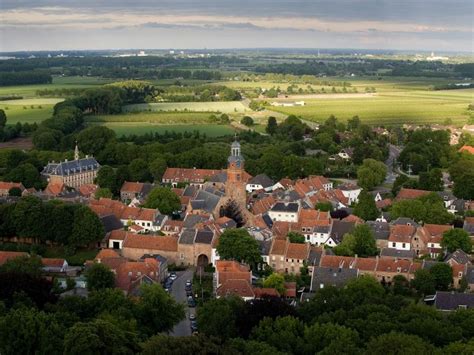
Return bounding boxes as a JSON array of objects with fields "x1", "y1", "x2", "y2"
[
  {"x1": 0, "y1": 104, "x2": 56, "y2": 124},
  {"x1": 88, "y1": 122, "x2": 235, "y2": 137},
  {"x1": 124, "y1": 101, "x2": 250, "y2": 114},
  {"x1": 0, "y1": 76, "x2": 112, "y2": 98},
  {"x1": 265, "y1": 89, "x2": 474, "y2": 125},
  {"x1": 88, "y1": 111, "x2": 216, "y2": 124}
]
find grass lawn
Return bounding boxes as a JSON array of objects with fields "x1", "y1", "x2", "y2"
[
  {"x1": 124, "y1": 101, "x2": 250, "y2": 114},
  {"x1": 265, "y1": 89, "x2": 473, "y2": 125},
  {"x1": 0, "y1": 103, "x2": 56, "y2": 124},
  {"x1": 88, "y1": 122, "x2": 235, "y2": 137}
]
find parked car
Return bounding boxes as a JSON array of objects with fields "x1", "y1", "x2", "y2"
[
  {"x1": 190, "y1": 320, "x2": 198, "y2": 332},
  {"x1": 189, "y1": 313, "x2": 196, "y2": 321},
  {"x1": 169, "y1": 272, "x2": 177, "y2": 281},
  {"x1": 186, "y1": 289, "x2": 193, "y2": 297},
  {"x1": 187, "y1": 296, "x2": 196, "y2": 307}
]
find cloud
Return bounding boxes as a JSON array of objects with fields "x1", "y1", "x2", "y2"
[{"x1": 0, "y1": 1, "x2": 472, "y2": 51}]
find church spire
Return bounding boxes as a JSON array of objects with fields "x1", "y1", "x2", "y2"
[{"x1": 74, "y1": 142, "x2": 80, "y2": 161}]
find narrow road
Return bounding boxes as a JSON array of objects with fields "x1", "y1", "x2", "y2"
[
  {"x1": 384, "y1": 144, "x2": 401, "y2": 184},
  {"x1": 170, "y1": 268, "x2": 194, "y2": 337}
]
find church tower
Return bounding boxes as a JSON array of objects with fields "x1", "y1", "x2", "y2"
[
  {"x1": 225, "y1": 137, "x2": 247, "y2": 207},
  {"x1": 74, "y1": 142, "x2": 80, "y2": 161}
]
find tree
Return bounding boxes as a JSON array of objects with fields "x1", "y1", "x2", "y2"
[
  {"x1": 449, "y1": 157, "x2": 474, "y2": 200},
  {"x1": 357, "y1": 159, "x2": 387, "y2": 190},
  {"x1": 70, "y1": 206, "x2": 105, "y2": 250},
  {"x1": 287, "y1": 232, "x2": 305, "y2": 244},
  {"x1": 8, "y1": 187, "x2": 22, "y2": 197},
  {"x1": 266, "y1": 116, "x2": 278, "y2": 135},
  {"x1": 0, "y1": 255, "x2": 42, "y2": 279},
  {"x1": 353, "y1": 191, "x2": 379, "y2": 221},
  {"x1": 251, "y1": 316, "x2": 304, "y2": 354},
  {"x1": 77, "y1": 126, "x2": 116, "y2": 156},
  {"x1": 315, "y1": 201, "x2": 333, "y2": 212},
  {"x1": 197, "y1": 296, "x2": 244, "y2": 341},
  {"x1": 390, "y1": 193, "x2": 453, "y2": 225},
  {"x1": 0, "y1": 109, "x2": 6, "y2": 127},
  {"x1": 144, "y1": 187, "x2": 181, "y2": 215},
  {"x1": 0, "y1": 308, "x2": 64, "y2": 355},
  {"x1": 303, "y1": 322, "x2": 360, "y2": 354},
  {"x1": 95, "y1": 165, "x2": 116, "y2": 191},
  {"x1": 85, "y1": 263, "x2": 115, "y2": 291},
  {"x1": 128, "y1": 158, "x2": 151, "y2": 182},
  {"x1": 4, "y1": 163, "x2": 41, "y2": 189},
  {"x1": 263, "y1": 273, "x2": 286, "y2": 295},
  {"x1": 441, "y1": 229, "x2": 472, "y2": 253},
  {"x1": 334, "y1": 224, "x2": 377, "y2": 257},
  {"x1": 365, "y1": 332, "x2": 436, "y2": 355},
  {"x1": 411, "y1": 269, "x2": 436, "y2": 295},
  {"x1": 149, "y1": 157, "x2": 167, "y2": 181},
  {"x1": 216, "y1": 229, "x2": 262, "y2": 267},
  {"x1": 63, "y1": 319, "x2": 139, "y2": 355},
  {"x1": 142, "y1": 334, "x2": 221, "y2": 355},
  {"x1": 94, "y1": 187, "x2": 112, "y2": 199},
  {"x1": 430, "y1": 263, "x2": 453, "y2": 291},
  {"x1": 134, "y1": 284, "x2": 185, "y2": 336},
  {"x1": 351, "y1": 224, "x2": 377, "y2": 257},
  {"x1": 241, "y1": 116, "x2": 254, "y2": 127},
  {"x1": 418, "y1": 168, "x2": 443, "y2": 191}
]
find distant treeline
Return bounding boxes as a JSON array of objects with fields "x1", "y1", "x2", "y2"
[
  {"x1": 255, "y1": 59, "x2": 471, "y2": 78},
  {"x1": 0, "y1": 70, "x2": 52, "y2": 86}
]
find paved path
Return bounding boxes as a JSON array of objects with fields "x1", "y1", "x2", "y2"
[{"x1": 170, "y1": 269, "x2": 194, "y2": 337}]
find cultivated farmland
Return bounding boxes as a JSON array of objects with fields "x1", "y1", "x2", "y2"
[{"x1": 124, "y1": 101, "x2": 250, "y2": 114}]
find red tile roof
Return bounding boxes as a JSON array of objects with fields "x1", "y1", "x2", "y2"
[
  {"x1": 41, "y1": 258, "x2": 65, "y2": 268},
  {"x1": 122, "y1": 234, "x2": 178, "y2": 252},
  {"x1": 459, "y1": 145, "x2": 474, "y2": 154},
  {"x1": 389, "y1": 225, "x2": 416, "y2": 243},
  {"x1": 217, "y1": 279, "x2": 254, "y2": 299},
  {"x1": 162, "y1": 168, "x2": 222, "y2": 183},
  {"x1": 251, "y1": 195, "x2": 276, "y2": 215},
  {"x1": 423, "y1": 224, "x2": 452, "y2": 237},
  {"x1": 121, "y1": 181, "x2": 144, "y2": 193},
  {"x1": 253, "y1": 287, "x2": 280, "y2": 298},
  {"x1": 79, "y1": 184, "x2": 98, "y2": 197},
  {"x1": 44, "y1": 181, "x2": 65, "y2": 196},
  {"x1": 270, "y1": 239, "x2": 288, "y2": 255},
  {"x1": 95, "y1": 249, "x2": 121, "y2": 260},
  {"x1": 0, "y1": 251, "x2": 28, "y2": 265},
  {"x1": 0, "y1": 181, "x2": 24, "y2": 191},
  {"x1": 376, "y1": 198, "x2": 392, "y2": 209},
  {"x1": 396, "y1": 188, "x2": 430, "y2": 200},
  {"x1": 286, "y1": 243, "x2": 309, "y2": 260}
]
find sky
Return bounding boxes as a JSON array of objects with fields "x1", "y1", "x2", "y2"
[{"x1": 0, "y1": 0, "x2": 472, "y2": 52}]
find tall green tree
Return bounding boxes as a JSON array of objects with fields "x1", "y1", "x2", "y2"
[
  {"x1": 365, "y1": 332, "x2": 436, "y2": 355},
  {"x1": 430, "y1": 263, "x2": 453, "y2": 291},
  {"x1": 357, "y1": 159, "x2": 387, "y2": 190},
  {"x1": 266, "y1": 116, "x2": 278, "y2": 135},
  {"x1": 263, "y1": 273, "x2": 286, "y2": 295},
  {"x1": 411, "y1": 269, "x2": 436, "y2": 295},
  {"x1": 134, "y1": 284, "x2": 185, "y2": 336},
  {"x1": 85, "y1": 263, "x2": 115, "y2": 291},
  {"x1": 144, "y1": 187, "x2": 181, "y2": 215},
  {"x1": 216, "y1": 229, "x2": 263, "y2": 267},
  {"x1": 70, "y1": 206, "x2": 105, "y2": 250},
  {"x1": 441, "y1": 229, "x2": 472, "y2": 254},
  {"x1": 0, "y1": 109, "x2": 6, "y2": 127},
  {"x1": 353, "y1": 191, "x2": 379, "y2": 221},
  {"x1": 197, "y1": 296, "x2": 245, "y2": 341}
]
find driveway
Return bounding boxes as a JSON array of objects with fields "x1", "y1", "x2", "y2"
[{"x1": 170, "y1": 268, "x2": 195, "y2": 337}]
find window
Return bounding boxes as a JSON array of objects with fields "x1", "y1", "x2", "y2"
[
  {"x1": 180, "y1": 253, "x2": 184, "y2": 260},
  {"x1": 272, "y1": 256, "x2": 275, "y2": 261},
  {"x1": 392, "y1": 242, "x2": 396, "y2": 247},
  {"x1": 402, "y1": 243, "x2": 406, "y2": 248}
]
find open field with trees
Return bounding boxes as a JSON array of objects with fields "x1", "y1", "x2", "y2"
[
  {"x1": 87, "y1": 122, "x2": 235, "y2": 137},
  {"x1": 124, "y1": 101, "x2": 250, "y2": 114},
  {"x1": 266, "y1": 89, "x2": 473, "y2": 125}
]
